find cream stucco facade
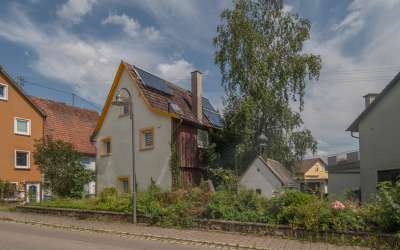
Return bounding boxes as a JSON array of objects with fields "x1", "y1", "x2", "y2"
[{"x1": 95, "y1": 69, "x2": 172, "y2": 192}]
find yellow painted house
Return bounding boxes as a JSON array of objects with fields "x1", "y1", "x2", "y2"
[{"x1": 294, "y1": 158, "x2": 328, "y2": 196}]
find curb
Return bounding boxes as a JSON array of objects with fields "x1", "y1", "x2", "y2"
[{"x1": 0, "y1": 216, "x2": 269, "y2": 250}]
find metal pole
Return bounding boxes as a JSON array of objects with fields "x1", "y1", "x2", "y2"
[
  {"x1": 130, "y1": 97, "x2": 137, "y2": 224},
  {"x1": 112, "y1": 88, "x2": 136, "y2": 224}
]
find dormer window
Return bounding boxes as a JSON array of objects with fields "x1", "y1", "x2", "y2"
[
  {"x1": 170, "y1": 102, "x2": 182, "y2": 114},
  {"x1": 0, "y1": 83, "x2": 8, "y2": 101}
]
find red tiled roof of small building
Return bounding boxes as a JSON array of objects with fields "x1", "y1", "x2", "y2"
[{"x1": 30, "y1": 96, "x2": 99, "y2": 155}]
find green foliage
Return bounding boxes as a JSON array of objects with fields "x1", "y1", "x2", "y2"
[
  {"x1": 34, "y1": 182, "x2": 400, "y2": 234},
  {"x1": 267, "y1": 189, "x2": 318, "y2": 225},
  {"x1": 204, "y1": 189, "x2": 270, "y2": 222},
  {"x1": 208, "y1": 168, "x2": 239, "y2": 191},
  {"x1": 33, "y1": 138, "x2": 95, "y2": 198},
  {"x1": 137, "y1": 183, "x2": 212, "y2": 227},
  {"x1": 361, "y1": 181, "x2": 400, "y2": 233},
  {"x1": 0, "y1": 180, "x2": 16, "y2": 200},
  {"x1": 214, "y1": 0, "x2": 320, "y2": 170},
  {"x1": 169, "y1": 142, "x2": 181, "y2": 190},
  {"x1": 290, "y1": 200, "x2": 365, "y2": 232}
]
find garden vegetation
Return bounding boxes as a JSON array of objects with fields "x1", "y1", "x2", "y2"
[{"x1": 36, "y1": 180, "x2": 400, "y2": 235}]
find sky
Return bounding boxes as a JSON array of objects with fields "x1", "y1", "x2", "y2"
[{"x1": 1, "y1": 0, "x2": 400, "y2": 159}]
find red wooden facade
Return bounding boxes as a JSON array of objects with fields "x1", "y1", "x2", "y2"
[{"x1": 172, "y1": 120, "x2": 204, "y2": 188}]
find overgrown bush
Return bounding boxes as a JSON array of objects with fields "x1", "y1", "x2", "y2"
[
  {"x1": 361, "y1": 181, "x2": 400, "y2": 233},
  {"x1": 290, "y1": 199, "x2": 365, "y2": 232},
  {"x1": 0, "y1": 180, "x2": 16, "y2": 200},
  {"x1": 204, "y1": 189, "x2": 270, "y2": 222},
  {"x1": 137, "y1": 181, "x2": 212, "y2": 227},
  {"x1": 266, "y1": 189, "x2": 318, "y2": 225}
]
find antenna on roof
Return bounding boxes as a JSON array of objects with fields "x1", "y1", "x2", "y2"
[{"x1": 15, "y1": 75, "x2": 25, "y2": 88}]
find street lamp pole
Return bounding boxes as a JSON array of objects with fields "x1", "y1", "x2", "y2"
[{"x1": 112, "y1": 88, "x2": 137, "y2": 224}]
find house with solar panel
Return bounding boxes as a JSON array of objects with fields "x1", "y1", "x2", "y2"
[{"x1": 92, "y1": 61, "x2": 222, "y2": 193}]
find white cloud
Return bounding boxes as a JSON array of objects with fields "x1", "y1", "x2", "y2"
[
  {"x1": 57, "y1": 0, "x2": 97, "y2": 24},
  {"x1": 302, "y1": 0, "x2": 400, "y2": 155},
  {"x1": 102, "y1": 14, "x2": 140, "y2": 37},
  {"x1": 283, "y1": 4, "x2": 294, "y2": 13},
  {"x1": 157, "y1": 59, "x2": 194, "y2": 88},
  {"x1": 0, "y1": 6, "x2": 179, "y2": 105},
  {"x1": 102, "y1": 13, "x2": 160, "y2": 41}
]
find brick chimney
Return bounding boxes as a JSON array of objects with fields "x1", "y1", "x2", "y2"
[
  {"x1": 191, "y1": 70, "x2": 203, "y2": 123},
  {"x1": 363, "y1": 93, "x2": 378, "y2": 109}
]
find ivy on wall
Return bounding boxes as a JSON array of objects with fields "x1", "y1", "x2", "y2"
[{"x1": 170, "y1": 142, "x2": 181, "y2": 190}]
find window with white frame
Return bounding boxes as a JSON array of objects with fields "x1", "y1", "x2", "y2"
[
  {"x1": 15, "y1": 150, "x2": 30, "y2": 169},
  {"x1": 0, "y1": 83, "x2": 8, "y2": 101},
  {"x1": 14, "y1": 118, "x2": 31, "y2": 136}
]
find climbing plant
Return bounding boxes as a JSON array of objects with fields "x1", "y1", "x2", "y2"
[{"x1": 170, "y1": 142, "x2": 181, "y2": 189}]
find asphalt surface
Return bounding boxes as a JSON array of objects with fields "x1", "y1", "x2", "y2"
[{"x1": 0, "y1": 221, "x2": 209, "y2": 250}]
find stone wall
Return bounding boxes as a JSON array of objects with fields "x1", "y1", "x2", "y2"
[{"x1": 16, "y1": 205, "x2": 399, "y2": 249}]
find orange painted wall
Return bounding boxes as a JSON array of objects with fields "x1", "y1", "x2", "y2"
[{"x1": 0, "y1": 72, "x2": 43, "y2": 185}]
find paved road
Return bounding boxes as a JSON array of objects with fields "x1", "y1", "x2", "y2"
[{"x1": 0, "y1": 221, "x2": 207, "y2": 250}]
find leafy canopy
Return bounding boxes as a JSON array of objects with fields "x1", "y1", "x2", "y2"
[
  {"x1": 214, "y1": 0, "x2": 321, "y2": 170},
  {"x1": 34, "y1": 138, "x2": 94, "y2": 198}
]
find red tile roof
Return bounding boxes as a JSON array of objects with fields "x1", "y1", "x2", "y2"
[
  {"x1": 30, "y1": 96, "x2": 99, "y2": 155},
  {"x1": 125, "y1": 63, "x2": 213, "y2": 127}
]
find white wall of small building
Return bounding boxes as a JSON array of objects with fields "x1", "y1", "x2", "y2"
[
  {"x1": 240, "y1": 158, "x2": 283, "y2": 198},
  {"x1": 95, "y1": 69, "x2": 172, "y2": 193}
]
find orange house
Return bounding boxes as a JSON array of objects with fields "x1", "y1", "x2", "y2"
[{"x1": 0, "y1": 66, "x2": 45, "y2": 201}]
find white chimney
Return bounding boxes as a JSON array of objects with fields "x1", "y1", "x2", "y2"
[
  {"x1": 191, "y1": 70, "x2": 203, "y2": 123},
  {"x1": 363, "y1": 93, "x2": 378, "y2": 109}
]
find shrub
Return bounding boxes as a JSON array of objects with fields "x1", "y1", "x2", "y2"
[
  {"x1": 361, "y1": 181, "x2": 400, "y2": 233},
  {"x1": 204, "y1": 189, "x2": 270, "y2": 222},
  {"x1": 0, "y1": 180, "x2": 16, "y2": 200},
  {"x1": 266, "y1": 189, "x2": 318, "y2": 225},
  {"x1": 290, "y1": 199, "x2": 365, "y2": 232}
]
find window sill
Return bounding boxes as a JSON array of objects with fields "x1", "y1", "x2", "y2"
[
  {"x1": 14, "y1": 132, "x2": 31, "y2": 137},
  {"x1": 15, "y1": 167, "x2": 30, "y2": 170},
  {"x1": 100, "y1": 153, "x2": 112, "y2": 157},
  {"x1": 139, "y1": 146, "x2": 154, "y2": 151}
]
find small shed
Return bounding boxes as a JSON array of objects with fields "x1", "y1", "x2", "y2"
[{"x1": 240, "y1": 156, "x2": 298, "y2": 198}]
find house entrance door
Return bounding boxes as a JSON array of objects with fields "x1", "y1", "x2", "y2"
[{"x1": 26, "y1": 183, "x2": 40, "y2": 203}]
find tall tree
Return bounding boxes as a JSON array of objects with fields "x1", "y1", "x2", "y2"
[{"x1": 214, "y1": 0, "x2": 321, "y2": 172}]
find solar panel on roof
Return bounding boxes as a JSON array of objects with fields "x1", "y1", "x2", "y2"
[
  {"x1": 202, "y1": 97, "x2": 217, "y2": 112},
  {"x1": 134, "y1": 66, "x2": 172, "y2": 95},
  {"x1": 203, "y1": 109, "x2": 223, "y2": 127}
]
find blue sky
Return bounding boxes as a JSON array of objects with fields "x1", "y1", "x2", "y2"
[{"x1": 1, "y1": 0, "x2": 400, "y2": 158}]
